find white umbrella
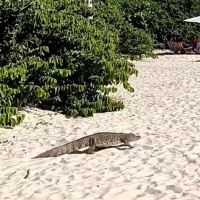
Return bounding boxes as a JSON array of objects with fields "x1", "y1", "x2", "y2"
[{"x1": 184, "y1": 16, "x2": 200, "y2": 23}]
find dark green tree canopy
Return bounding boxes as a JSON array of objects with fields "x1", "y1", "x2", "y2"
[{"x1": 118, "y1": 0, "x2": 200, "y2": 45}]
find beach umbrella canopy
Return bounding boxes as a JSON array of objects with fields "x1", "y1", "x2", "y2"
[{"x1": 184, "y1": 16, "x2": 200, "y2": 23}]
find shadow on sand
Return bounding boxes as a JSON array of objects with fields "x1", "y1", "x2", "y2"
[{"x1": 69, "y1": 144, "x2": 133, "y2": 154}]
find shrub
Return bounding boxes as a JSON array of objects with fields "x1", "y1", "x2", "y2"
[{"x1": 0, "y1": 0, "x2": 137, "y2": 127}]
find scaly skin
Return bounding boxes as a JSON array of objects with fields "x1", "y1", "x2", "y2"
[{"x1": 33, "y1": 132, "x2": 140, "y2": 158}]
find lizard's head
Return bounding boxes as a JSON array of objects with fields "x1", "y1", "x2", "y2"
[{"x1": 126, "y1": 133, "x2": 141, "y2": 141}]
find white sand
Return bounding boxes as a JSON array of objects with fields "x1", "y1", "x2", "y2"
[{"x1": 1, "y1": 53, "x2": 200, "y2": 200}]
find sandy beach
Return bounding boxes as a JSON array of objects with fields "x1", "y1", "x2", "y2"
[{"x1": 1, "y1": 52, "x2": 200, "y2": 200}]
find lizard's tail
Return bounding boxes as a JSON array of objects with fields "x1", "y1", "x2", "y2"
[
  {"x1": 32, "y1": 142, "x2": 75, "y2": 158},
  {"x1": 32, "y1": 137, "x2": 89, "y2": 158}
]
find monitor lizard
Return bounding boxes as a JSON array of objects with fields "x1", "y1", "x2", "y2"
[{"x1": 33, "y1": 132, "x2": 140, "y2": 158}]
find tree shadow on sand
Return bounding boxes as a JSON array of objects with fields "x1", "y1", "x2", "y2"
[{"x1": 155, "y1": 52, "x2": 198, "y2": 56}]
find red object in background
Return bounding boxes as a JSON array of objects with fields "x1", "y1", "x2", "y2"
[{"x1": 191, "y1": 36, "x2": 199, "y2": 48}]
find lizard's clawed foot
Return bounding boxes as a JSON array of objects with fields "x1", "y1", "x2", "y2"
[{"x1": 85, "y1": 147, "x2": 95, "y2": 154}]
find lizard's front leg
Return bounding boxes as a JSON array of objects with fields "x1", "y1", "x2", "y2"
[
  {"x1": 121, "y1": 138, "x2": 134, "y2": 148},
  {"x1": 85, "y1": 138, "x2": 97, "y2": 154}
]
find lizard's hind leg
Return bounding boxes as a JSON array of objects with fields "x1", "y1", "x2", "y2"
[{"x1": 85, "y1": 138, "x2": 97, "y2": 154}]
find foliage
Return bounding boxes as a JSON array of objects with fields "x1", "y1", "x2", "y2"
[
  {"x1": 0, "y1": 0, "x2": 137, "y2": 127},
  {"x1": 93, "y1": 0, "x2": 154, "y2": 57},
  {"x1": 120, "y1": 0, "x2": 200, "y2": 45},
  {"x1": 0, "y1": 83, "x2": 25, "y2": 127}
]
